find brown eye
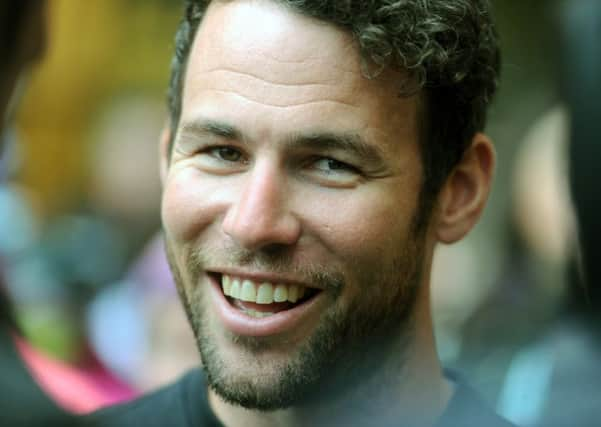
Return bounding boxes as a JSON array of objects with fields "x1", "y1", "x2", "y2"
[{"x1": 212, "y1": 146, "x2": 243, "y2": 162}]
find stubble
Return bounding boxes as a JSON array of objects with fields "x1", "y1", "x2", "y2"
[{"x1": 164, "y1": 214, "x2": 427, "y2": 411}]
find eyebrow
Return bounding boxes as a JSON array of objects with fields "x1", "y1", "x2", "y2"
[
  {"x1": 284, "y1": 131, "x2": 385, "y2": 165},
  {"x1": 178, "y1": 118, "x2": 385, "y2": 164},
  {"x1": 179, "y1": 119, "x2": 241, "y2": 140}
]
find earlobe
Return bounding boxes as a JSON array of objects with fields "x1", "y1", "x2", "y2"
[
  {"x1": 159, "y1": 125, "x2": 172, "y2": 186},
  {"x1": 435, "y1": 133, "x2": 496, "y2": 244}
]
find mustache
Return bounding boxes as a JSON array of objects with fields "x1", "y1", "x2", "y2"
[{"x1": 187, "y1": 245, "x2": 344, "y2": 295}]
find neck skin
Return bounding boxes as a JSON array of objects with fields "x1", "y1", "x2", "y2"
[{"x1": 208, "y1": 270, "x2": 453, "y2": 427}]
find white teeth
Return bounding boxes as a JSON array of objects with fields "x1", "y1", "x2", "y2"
[
  {"x1": 222, "y1": 275, "x2": 232, "y2": 296},
  {"x1": 273, "y1": 284, "x2": 288, "y2": 302},
  {"x1": 221, "y1": 275, "x2": 310, "y2": 305},
  {"x1": 240, "y1": 280, "x2": 257, "y2": 302},
  {"x1": 288, "y1": 285, "x2": 299, "y2": 303},
  {"x1": 229, "y1": 279, "x2": 241, "y2": 299},
  {"x1": 256, "y1": 283, "x2": 274, "y2": 304}
]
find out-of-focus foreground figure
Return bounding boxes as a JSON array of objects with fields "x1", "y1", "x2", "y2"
[
  {"x1": 0, "y1": 1, "x2": 45, "y2": 125},
  {"x1": 1, "y1": 1, "x2": 92, "y2": 425},
  {"x1": 492, "y1": 1, "x2": 601, "y2": 426},
  {"x1": 543, "y1": 1, "x2": 601, "y2": 425}
]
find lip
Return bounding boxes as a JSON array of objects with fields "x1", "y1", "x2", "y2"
[{"x1": 208, "y1": 273, "x2": 326, "y2": 337}]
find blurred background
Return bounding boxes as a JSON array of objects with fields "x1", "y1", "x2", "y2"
[
  {"x1": 0, "y1": 0, "x2": 596, "y2": 425},
  {"x1": 1, "y1": 0, "x2": 199, "y2": 410}
]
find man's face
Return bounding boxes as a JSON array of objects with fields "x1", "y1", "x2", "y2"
[{"x1": 162, "y1": 0, "x2": 430, "y2": 410}]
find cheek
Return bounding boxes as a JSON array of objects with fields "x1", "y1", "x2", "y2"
[
  {"x1": 307, "y1": 186, "x2": 417, "y2": 261},
  {"x1": 161, "y1": 169, "x2": 229, "y2": 242}
]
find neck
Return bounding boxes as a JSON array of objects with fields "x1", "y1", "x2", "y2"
[{"x1": 209, "y1": 285, "x2": 452, "y2": 427}]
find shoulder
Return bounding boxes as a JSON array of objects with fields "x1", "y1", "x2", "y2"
[
  {"x1": 436, "y1": 374, "x2": 516, "y2": 427},
  {"x1": 86, "y1": 369, "x2": 209, "y2": 427}
]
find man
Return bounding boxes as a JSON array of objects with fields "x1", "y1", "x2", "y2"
[{"x1": 93, "y1": 0, "x2": 511, "y2": 425}]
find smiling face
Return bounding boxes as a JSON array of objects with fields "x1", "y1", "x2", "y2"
[{"x1": 161, "y1": 0, "x2": 434, "y2": 410}]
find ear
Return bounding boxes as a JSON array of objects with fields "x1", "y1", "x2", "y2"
[
  {"x1": 159, "y1": 125, "x2": 172, "y2": 186},
  {"x1": 435, "y1": 133, "x2": 496, "y2": 244}
]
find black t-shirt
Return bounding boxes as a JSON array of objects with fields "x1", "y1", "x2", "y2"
[
  {"x1": 89, "y1": 369, "x2": 515, "y2": 427},
  {"x1": 0, "y1": 327, "x2": 81, "y2": 427},
  {"x1": 88, "y1": 369, "x2": 219, "y2": 427}
]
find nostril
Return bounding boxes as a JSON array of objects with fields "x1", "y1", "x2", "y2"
[{"x1": 222, "y1": 216, "x2": 302, "y2": 251}]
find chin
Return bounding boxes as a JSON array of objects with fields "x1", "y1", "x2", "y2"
[{"x1": 200, "y1": 334, "x2": 318, "y2": 410}]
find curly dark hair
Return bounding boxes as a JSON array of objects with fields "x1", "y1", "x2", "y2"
[{"x1": 167, "y1": 0, "x2": 500, "y2": 211}]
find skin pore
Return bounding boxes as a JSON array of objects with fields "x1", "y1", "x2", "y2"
[{"x1": 160, "y1": 1, "x2": 495, "y2": 426}]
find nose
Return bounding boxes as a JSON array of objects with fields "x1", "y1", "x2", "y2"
[{"x1": 222, "y1": 163, "x2": 301, "y2": 251}]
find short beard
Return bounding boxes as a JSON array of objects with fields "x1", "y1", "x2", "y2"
[{"x1": 164, "y1": 207, "x2": 428, "y2": 411}]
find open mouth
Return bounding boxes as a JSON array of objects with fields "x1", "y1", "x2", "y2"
[{"x1": 212, "y1": 273, "x2": 321, "y2": 319}]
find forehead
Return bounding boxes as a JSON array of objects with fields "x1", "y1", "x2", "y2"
[
  {"x1": 181, "y1": 0, "x2": 417, "y2": 147},
  {"x1": 190, "y1": 0, "x2": 359, "y2": 87}
]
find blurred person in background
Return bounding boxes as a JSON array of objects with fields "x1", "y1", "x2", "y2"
[
  {"x1": 481, "y1": 2, "x2": 601, "y2": 426},
  {"x1": 563, "y1": 0, "x2": 601, "y2": 304},
  {"x1": 527, "y1": 1, "x2": 601, "y2": 425},
  {"x1": 1, "y1": 1, "x2": 75, "y2": 424},
  {"x1": 558, "y1": 2, "x2": 601, "y2": 424},
  {"x1": 0, "y1": 0, "x2": 127, "y2": 424},
  {"x1": 87, "y1": 232, "x2": 199, "y2": 392},
  {"x1": 92, "y1": 1, "x2": 513, "y2": 426}
]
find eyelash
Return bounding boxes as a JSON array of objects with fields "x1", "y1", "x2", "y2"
[
  {"x1": 208, "y1": 146, "x2": 246, "y2": 163},
  {"x1": 309, "y1": 157, "x2": 360, "y2": 175},
  {"x1": 201, "y1": 146, "x2": 357, "y2": 169},
  {"x1": 194, "y1": 145, "x2": 361, "y2": 184}
]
